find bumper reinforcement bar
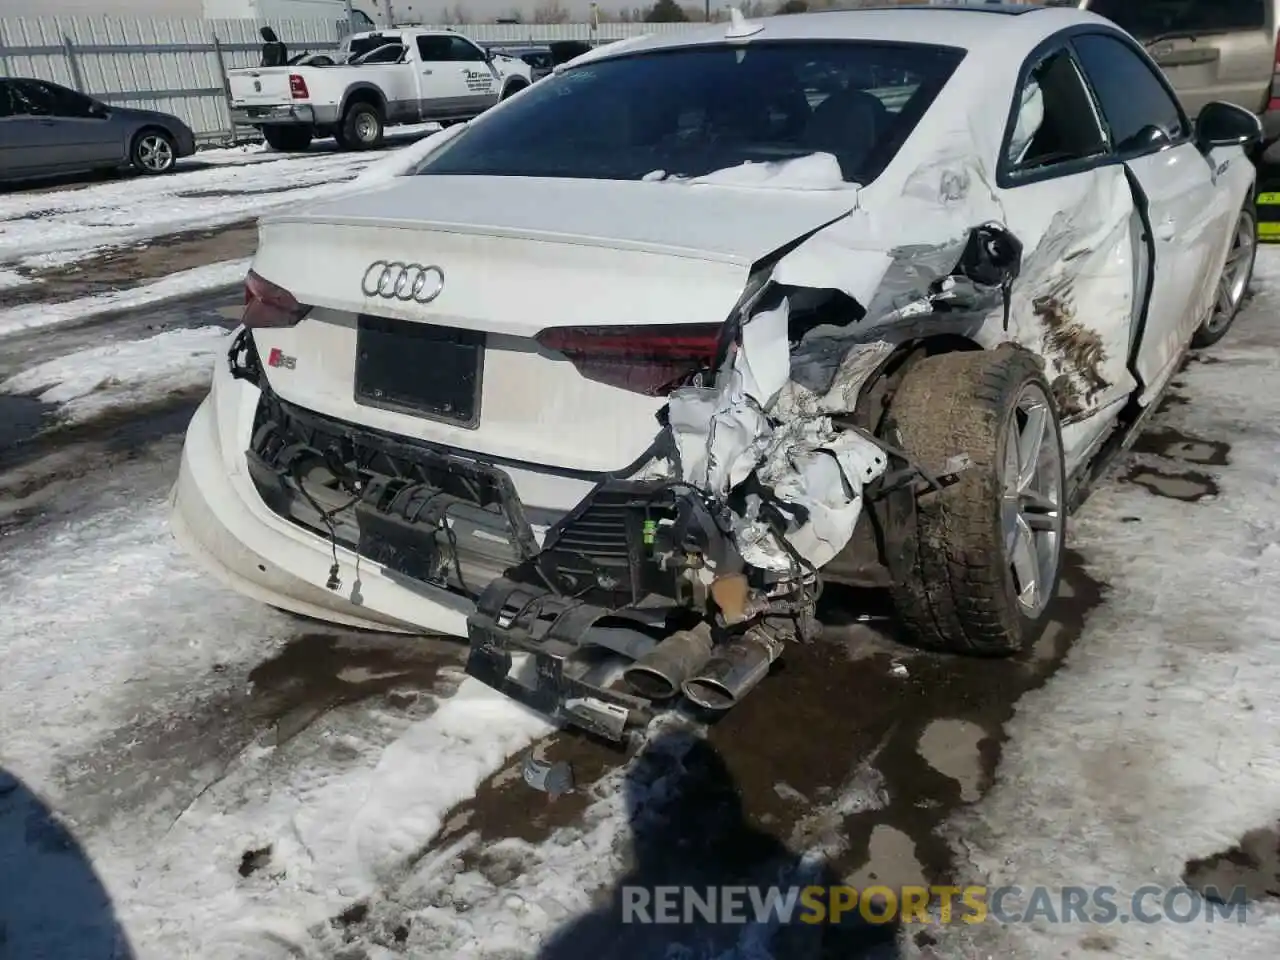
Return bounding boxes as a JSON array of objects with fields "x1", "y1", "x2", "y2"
[{"x1": 465, "y1": 575, "x2": 658, "y2": 740}]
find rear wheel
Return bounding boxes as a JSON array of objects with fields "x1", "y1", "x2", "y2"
[
  {"x1": 881, "y1": 347, "x2": 1066, "y2": 656},
  {"x1": 131, "y1": 129, "x2": 176, "y2": 174},
  {"x1": 340, "y1": 102, "x2": 384, "y2": 150},
  {"x1": 500, "y1": 80, "x2": 528, "y2": 100},
  {"x1": 261, "y1": 125, "x2": 313, "y2": 152},
  {"x1": 1193, "y1": 203, "x2": 1257, "y2": 348}
]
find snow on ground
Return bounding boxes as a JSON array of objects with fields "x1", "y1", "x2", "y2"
[
  {"x1": 0, "y1": 259, "x2": 250, "y2": 337},
  {"x1": 0, "y1": 325, "x2": 232, "y2": 424},
  {"x1": 0, "y1": 444, "x2": 554, "y2": 959},
  {"x1": 0, "y1": 126, "x2": 440, "y2": 269}
]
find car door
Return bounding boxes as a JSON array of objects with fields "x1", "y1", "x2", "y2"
[
  {"x1": 1070, "y1": 31, "x2": 1232, "y2": 400},
  {"x1": 12, "y1": 79, "x2": 119, "y2": 171},
  {"x1": 447, "y1": 36, "x2": 501, "y2": 113},
  {"x1": 0, "y1": 80, "x2": 42, "y2": 179},
  {"x1": 414, "y1": 35, "x2": 473, "y2": 118},
  {"x1": 353, "y1": 38, "x2": 419, "y2": 122},
  {"x1": 994, "y1": 43, "x2": 1142, "y2": 458}
]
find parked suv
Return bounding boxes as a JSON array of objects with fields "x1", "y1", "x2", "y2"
[{"x1": 1052, "y1": 0, "x2": 1280, "y2": 153}]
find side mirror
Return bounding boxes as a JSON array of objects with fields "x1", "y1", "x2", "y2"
[
  {"x1": 1195, "y1": 100, "x2": 1262, "y2": 151},
  {"x1": 89, "y1": 101, "x2": 109, "y2": 118}
]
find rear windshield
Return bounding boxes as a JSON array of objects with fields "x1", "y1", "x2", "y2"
[
  {"x1": 345, "y1": 34, "x2": 401, "y2": 60},
  {"x1": 414, "y1": 41, "x2": 964, "y2": 185},
  {"x1": 1087, "y1": 0, "x2": 1267, "y2": 38}
]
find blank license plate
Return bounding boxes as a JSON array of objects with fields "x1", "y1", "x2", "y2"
[{"x1": 354, "y1": 315, "x2": 484, "y2": 428}]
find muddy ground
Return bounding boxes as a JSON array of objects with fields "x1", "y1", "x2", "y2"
[{"x1": 1, "y1": 222, "x2": 256, "y2": 307}]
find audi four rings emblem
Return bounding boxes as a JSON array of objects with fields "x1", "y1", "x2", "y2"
[{"x1": 361, "y1": 261, "x2": 445, "y2": 303}]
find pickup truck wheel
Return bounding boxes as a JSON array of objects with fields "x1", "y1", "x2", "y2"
[
  {"x1": 880, "y1": 347, "x2": 1066, "y2": 656},
  {"x1": 261, "y1": 125, "x2": 312, "y2": 152},
  {"x1": 500, "y1": 79, "x2": 528, "y2": 100},
  {"x1": 1192, "y1": 203, "x2": 1256, "y2": 349},
  {"x1": 341, "y1": 103, "x2": 384, "y2": 150}
]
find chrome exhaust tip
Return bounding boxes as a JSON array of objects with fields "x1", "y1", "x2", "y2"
[
  {"x1": 681, "y1": 626, "x2": 784, "y2": 712},
  {"x1": 622, "y1": 623, "x2": 714, "y2": 701}
]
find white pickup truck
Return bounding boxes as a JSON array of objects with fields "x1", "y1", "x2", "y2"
[{"x1": 227, "y1": 28, "x2": 534, "y2": 152}]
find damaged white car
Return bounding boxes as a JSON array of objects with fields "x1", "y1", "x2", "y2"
[{"x1": 171, "y1": 4, "x2": 1260, "y2": 740}]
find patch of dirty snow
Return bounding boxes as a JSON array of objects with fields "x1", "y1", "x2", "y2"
[
  {"x1": 0, "y1": 498, "x2": 288, "y2": 786},
  {"x1": 109, "y1": 673, "x2": 553, "y2": 960},
  {"x1": 0, "y1": 267, "x2": 27, "y2": 289},
  {"x1": 16, "y1": 247, "x2": 107, "y2": 271},
  {"x1": 920, "y1": 250, "x2": 1280, "y2": 958},
  {"x1": 0, "y1": 449, "x2": 554, "y2": 960},
  {"x1": 0, "y1": 259, "x2": 249, "y2": 337},
  {"x1": 1, "y1": 325, "x2": 230, "y2": 424}
]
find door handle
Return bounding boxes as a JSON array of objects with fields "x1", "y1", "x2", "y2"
[
  {"x1": 1155, "y1": 218, "x2": 1177, "y2": 242},
  {"x1": 423, "y1": 69, "x2": 432, "y2": 75}
]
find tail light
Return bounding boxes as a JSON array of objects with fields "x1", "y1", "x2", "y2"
[
  {"x1": 534, "y1": 323, "x2": 723, "y2": 396},
  {"x1": 243, "y1": 269, "x2": 311, "y2": 328},
  {"x1": 289, "y1": 73, "x2": 309, "y2": 99}
]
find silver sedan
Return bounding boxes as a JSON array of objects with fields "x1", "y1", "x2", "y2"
[{"x1": 0, "y1": 77, "x2": 197, "y2": 184}]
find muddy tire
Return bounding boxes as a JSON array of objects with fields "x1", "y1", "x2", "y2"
[
  {"x1": 1193, "y1": 203, "x2": 1257, "y2": 349},
  {"x1": 881, "y1": 347, "x2": 1067, "y2": 656},
  {"x1": 340, "y1": 102, "x2": 384, "y2": 150},
  {"x1": 261, "y1": 125, "x2": 313, "y2": 152}
]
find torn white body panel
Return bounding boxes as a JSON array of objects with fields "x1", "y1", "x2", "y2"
[
  {"x1": 666, "y1": 298, "x2": 889, "y2": 572},
  {"x1": 977, "y1": 166, "x2": 1141, "y2": 434}
]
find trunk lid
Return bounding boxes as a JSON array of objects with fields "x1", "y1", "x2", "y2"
[{"x1": 248, "y1": 175, "x2": 858, "y2": 486}]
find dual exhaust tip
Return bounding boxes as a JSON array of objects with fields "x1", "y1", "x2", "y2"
[{"x1": 621, "y1": 621, "x2": 783, "y2": 712}]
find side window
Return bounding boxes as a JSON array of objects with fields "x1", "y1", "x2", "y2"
[
  {"x1": 1071, "y1": 33, "x2": 1188, "y2": 153},
  {"x1": 43, "y1": 82, "x2": 97, "y2": 118},
  {"x1": 447, "y1": 37, "x2": 487, "y2": 63},
  {"x1": 1004, "y1": 49, "x2": 1107, "y2": 174},
  {"x1": 10, "y1": 80, "x2": 58, "y2": 117},
  {"x1": 359, "y1": 43, "x2": 404, "y2": 64},
  {"x1": 416, "y1": 36, "x2": 452, "y2": 61}
]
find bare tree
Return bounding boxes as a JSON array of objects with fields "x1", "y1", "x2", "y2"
[
  {"x1": 445, "y1": 2, "x2": 471, "y2": 23},
  {"x1": 532, "y1": 0, "x2": 570, "y2": 22}
]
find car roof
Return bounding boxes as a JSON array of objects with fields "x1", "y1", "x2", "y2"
[{"x1": 574, "y1": 5, "x2": 1114, "y2": 62}]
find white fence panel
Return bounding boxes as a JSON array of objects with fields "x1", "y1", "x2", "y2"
[{"x1": 0, "y1": 15, "x2": 702, "y2": 143}]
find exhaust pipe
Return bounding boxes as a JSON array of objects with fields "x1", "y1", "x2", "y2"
[
  {"x1": 681, "y1": 624, "x2": 784, "y2": 712},
  {"x1": 622, "y1": 623, "x2": 714, "y2": 701}
]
